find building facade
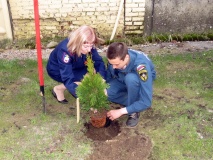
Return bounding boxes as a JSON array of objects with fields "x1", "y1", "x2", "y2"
[{"x1": 1, "y1": 0, "x2": 145, "y2": 40}]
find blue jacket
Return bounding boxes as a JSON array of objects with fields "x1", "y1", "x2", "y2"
[
  {"x1": 46, "y1": 38, "x2": 106, "y2": 96},
  {"x1": 106, "y1": 49, "x2": 156, "y2": 114}
]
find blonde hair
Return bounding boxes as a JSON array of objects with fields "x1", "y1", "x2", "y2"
[{"x1": 67, "y1": 25, "x2": 104, "y2": 56}]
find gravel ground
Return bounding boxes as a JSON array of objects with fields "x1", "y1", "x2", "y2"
[{"x1": 0, "y1": 41, "x2": 213, "y2": 60}]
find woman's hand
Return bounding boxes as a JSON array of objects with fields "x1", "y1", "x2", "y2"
[
  {"x1": 74, "y1": 81, "x2": 81, "y2": 85},
  {"x1": 104, "y1": 89, "x2": 107, "y2": 96}
]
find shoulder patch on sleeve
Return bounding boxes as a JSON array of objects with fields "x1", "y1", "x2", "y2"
[
  {"x1": 137, "y1": 64, "x2": 148, "y2": 81},
  {"x1": 62, "y1": 52, "x2": 70, "y2": 63}
]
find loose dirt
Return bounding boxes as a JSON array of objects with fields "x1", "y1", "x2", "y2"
[
  {"x1": 83, "y1": 103, "x2": 153, "y2": 160},
  {"x1": 86, "y1": 124, "x2": 152, "y2": 160}
]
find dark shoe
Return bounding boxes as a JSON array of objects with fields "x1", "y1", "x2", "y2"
[
  {"x1": 52, "y1": 89, "x2": 68, "y2": 104},
  {"x1": 126, "y1": 112, "x2": 140, "y2": 127}
]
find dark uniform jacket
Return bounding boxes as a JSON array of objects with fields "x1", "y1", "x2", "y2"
[{"x1": 106, "y1": 49, "x2": 156, "y2": 114}]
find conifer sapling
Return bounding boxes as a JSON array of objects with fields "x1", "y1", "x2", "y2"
[{"x1": 76, "y1": 54, "x2": 109, "y2": 112}]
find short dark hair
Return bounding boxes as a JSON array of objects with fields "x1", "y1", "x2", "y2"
[{"x1": 106, "y1": 42, "x2": 128, "y2": 60}]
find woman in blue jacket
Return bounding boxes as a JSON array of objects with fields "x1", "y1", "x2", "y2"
[{"x1": 46, "y1": 25, "x2": 106, "y2": 104}]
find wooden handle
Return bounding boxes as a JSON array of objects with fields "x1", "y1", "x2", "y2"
[{"x1": 76, "y1": 98, "x2": 80, "y2": 123}]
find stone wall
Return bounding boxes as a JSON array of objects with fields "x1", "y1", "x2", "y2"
[
  {"x1": 8, "y1": 0, "x2": 145, "y2": 39},
  {"x1": 143, "y1": 0, "x2": 213, "y2": 36}
]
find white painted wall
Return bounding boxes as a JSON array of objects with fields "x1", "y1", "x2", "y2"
[{"x1": 0, "y1": 0, "x2": 13, "y2": 40}]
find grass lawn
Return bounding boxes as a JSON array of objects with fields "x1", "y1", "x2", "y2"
[{"x1": 0, "y1": 50, "x2": 212, "y2": 159}]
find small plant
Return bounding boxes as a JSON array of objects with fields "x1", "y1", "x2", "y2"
[
  {"x1": 76, "y1": 54, "x2": 110, "y2": 128},
  {"x1": 76, "y1": 54, "x2": 109, "y2": 112}
]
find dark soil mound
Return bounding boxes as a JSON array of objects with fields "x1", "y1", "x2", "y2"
[{"x1": 84, "y1": 120, "x2": 152, "y2": 160}]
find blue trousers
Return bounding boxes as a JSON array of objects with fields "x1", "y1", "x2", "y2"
[{"x1": 107, "y1": 73, "x2": 140, "y2": 108}]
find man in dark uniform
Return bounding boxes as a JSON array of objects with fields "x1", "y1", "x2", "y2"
[{"x1": 106, "y1": 42, "x2": 156, "y2": 127}]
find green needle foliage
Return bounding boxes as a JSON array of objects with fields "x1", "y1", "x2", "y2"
[{"x1": 76, "y1": 54, "x2": 109, "y2": 111}]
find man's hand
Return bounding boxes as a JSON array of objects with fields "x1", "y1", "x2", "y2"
[{"x1": 107, "y1": 108, "x2": 128, "y2": 121}]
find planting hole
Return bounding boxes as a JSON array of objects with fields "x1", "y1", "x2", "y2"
[{"x1": 84, "y1": 120, "x2": 121, "y2": 141}]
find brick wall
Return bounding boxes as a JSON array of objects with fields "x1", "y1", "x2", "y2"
[
  {"x1": 125, "y1": 0, "x2": 145, "y2": 35},
  {"x1": 8, "y1": 0, "x2": 145, "y2": 39}
]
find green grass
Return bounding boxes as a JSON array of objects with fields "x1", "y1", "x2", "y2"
[
  {"x1": 144, "y1": 50, "x2": 213, "y2": 160},
  {"x1": 0, "y1": 50, "x2": 213, "y2": 159},
  {"x1": 0, "y1": 59, "x2": 91, "y2": 159}
]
